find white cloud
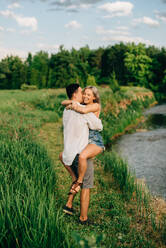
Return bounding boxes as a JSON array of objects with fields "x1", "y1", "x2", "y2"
[
  {"x1": 79, "y1": 4, "x2": 91, "y2": 9},
  {"x1": 65, "y1": 20, "x2": 82, "y2": 29},
  {"x1": 49, "y1": 0, "x2": 99, "y2": 12},
  {"x1": 8, "y1": 3, "x2": 21, "y2": 9},
  {"x1": 96, "y1": 26, "x2": 129, "y2": 36},
  {"x1": 0, "y1": 10, "x2": 38, "y2": 31},
  {"x1": 6, "y1": 28, "x2": 15, "y2": 33},
  {"x1": 96, "y1": 26, "x2": 152, "y2": 45},
  {"x1": 98, "y1": 1, "x2": 133, "y2": 18},
  {"x1": 0, "y1": 26, "x2": 15, "y2": 33},
  {"x1": 20, "y1": 30, "x2": 34, "y2": 35},
  {"x1": 65, "y1": 3, "x2": 91, "y2": 12},
  {"x1": 0, "y1": 46, "x2": 27, "y2": 60},
  {"x1": 116, "y1": 26, "x2": 129, "y2": 31},
  {"x1": 0, "y1": 10, "x2": 14, "y2": 18},
  {"x1": 155, "y1": 11, "x2": 166, "y2": 22},
  {"x1": 133, "y1": 16, "x2": 160, "y2": 28},
  {"x1": 103, "y1": 34, "x2": 151, "y2": 45},
  {"x1": 0, "y1": 26, "x2": 4, "y2": 32},
  {"x1": 15, "y1": 15, "x2": 38, "y2": 31},
  {"x1": 37, "y1": 43, "x2": 60, "y2": 52},
  {"x1": 66, "y1": 5, "x2": 77, "y2": 11}
]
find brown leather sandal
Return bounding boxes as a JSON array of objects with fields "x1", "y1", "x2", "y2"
[
  {"x1": 68, "y1": 180, "x2": 77, "y2": 195},
  {"x1": 69, "y1": 181, "x2": 83, "y2": 195}
]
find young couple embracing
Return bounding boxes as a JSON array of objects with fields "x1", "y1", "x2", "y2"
[{"x1": 59, "y1": 83, "x2": 104, "y2": 225}]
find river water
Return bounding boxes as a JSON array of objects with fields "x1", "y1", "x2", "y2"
[{"x1": 114, "y1": 104, "x2": 166, "y2": 200}]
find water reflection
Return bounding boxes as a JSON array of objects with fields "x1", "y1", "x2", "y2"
[
  {"x1": 114, "y1": 104, "x2": 166, "y2": 200},
  {"x1": 146, "y1": 114, "x2": 166, "y2": 129}
]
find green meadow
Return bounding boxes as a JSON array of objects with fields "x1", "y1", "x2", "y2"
[{"x1": 0, "y1": 87, "x2": 166, "y2": 248}]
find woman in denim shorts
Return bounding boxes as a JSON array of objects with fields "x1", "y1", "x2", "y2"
[{"x1": 62, "y1": 86, "x2": 104, "y2": 194}]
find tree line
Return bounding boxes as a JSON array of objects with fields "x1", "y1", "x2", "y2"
[{"x1": 0, "y1": 43, "x2": 166, "y2": 101}]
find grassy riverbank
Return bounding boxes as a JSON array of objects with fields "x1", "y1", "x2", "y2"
[{"x1": 0, "y1": 87, "x2": 166, "y2": 247}]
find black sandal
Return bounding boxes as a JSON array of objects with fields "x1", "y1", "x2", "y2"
[
  {"x1": 78, "y1": 219, "x2": 96, "y2": 226},
  {"x1": 63, "y1": 205, "x2": 74, "y2": 215}
]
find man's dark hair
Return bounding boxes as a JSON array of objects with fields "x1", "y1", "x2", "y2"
[{"x1": 66, "y1": 83, "x2": 80, "y2": 99}]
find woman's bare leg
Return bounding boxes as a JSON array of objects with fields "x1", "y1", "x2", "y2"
[
  {"x1": 70, "y1": 144, "x2": 102, "y2": 194},
  {"x1": 78, "y1": 144, "x2": 102, "y2": 183},
  {"x1": 59, "y1": 152, "x2": 77, "y2": 182}
]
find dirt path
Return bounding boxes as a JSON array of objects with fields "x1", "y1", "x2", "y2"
[{"x1": 38, "y1": 121, "x2": 72, "y2": 199}]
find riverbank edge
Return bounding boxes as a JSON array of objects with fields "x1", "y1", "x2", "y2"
[
  {"x1": 97, "y1": 90, "x2": 166, "y2": 241},
  {"x1": 110, "y1": 100, "x2": 158, "y2": 141}
]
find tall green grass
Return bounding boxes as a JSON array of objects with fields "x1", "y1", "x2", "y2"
[
  {"x1": 100, "y1": 91, "x2": 156, "y2": 147},
  {"x1": 0, "y1": 90, "x2": 72, "y2": 247},
  {"x1": 0, "y1": 127, "x2": 68, "y2": 247},
  {"x1": 98, "y1": 151, "x2": 136, "y2": 199}
]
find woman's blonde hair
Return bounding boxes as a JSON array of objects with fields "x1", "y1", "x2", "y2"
[{"x1": 83, "y1": 86, "x2": 100, "y2": 104}]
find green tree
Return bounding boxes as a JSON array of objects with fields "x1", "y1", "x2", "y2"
[
  {"x1": 30, "y1": 51, "x2": 49, "y2": 88},
  {"x1": 72, "y1": 46, "x2": 91, "y2": 86},
  {"x1": 160, "y1": 69, "x2": 166, "y2": 100},
  {"x1": 0, "y1": 60, "x2": 10, "y2": 89},
  {"x1": 0, "y1": 56, "x2": 26, "y2": 89},
  {"x1": 101, "y1": 43, "x2": 128, "y2": 85},
  {"x1": 146, "y1": 46, "x2": 166, "y2": 101},
  {"x1": 109, "y1": 71, "x2": 120, "y2": 92},
  {"x1": 48, "y1": 46, "x2": 78, "y2": 88},
  {"x1": 87, "y1": 47, "x2": 104, "y2": 82},
  {"x1": 30, "y1": 68, "x2": 39, "y2": 87},
  {"x1": 25, "y1": 52, "x2": 33, "y2": 85},
  {"x1": 11, "y1": 57, "x2": 26, "y2": 89},
  {"x1": 86, "y1": 74, "x2": 97, "y2": 86},
  {"x1": 124, "y1": 43, "x2": 152, "y2": 87}
]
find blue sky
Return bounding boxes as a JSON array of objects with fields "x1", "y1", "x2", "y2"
[{"x1": 0, "y1": 0, "x2": 166, "y2": 59}]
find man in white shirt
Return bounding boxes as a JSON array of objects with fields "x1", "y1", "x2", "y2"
[{"x1": 59, "y1": 83, "x2": 103, "y2": 224}]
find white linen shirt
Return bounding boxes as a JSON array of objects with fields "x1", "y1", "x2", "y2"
[{"x1": 62, "y1": 106, "x2": 103, "y2": 166}]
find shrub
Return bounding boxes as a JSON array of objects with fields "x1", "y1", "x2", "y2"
[
  {"x1": 31, "y1": 92, "x2": 65, "y2": 117},
  {"x1": 21, "y1": 84, "x2": 38, "y2": 91},
  {"x1": 109, "y1": 71, "x2": 120, "y2": 93},
  {"x1": 86, "y1": 74, "x2": 97, "y2": 86}
]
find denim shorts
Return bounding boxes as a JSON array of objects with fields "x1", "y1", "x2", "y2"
[
  {"x1": 71, "y1": 154, "x2": 94, "y2": 189},
  {"x1": 88, "y1": 129, "x2": 105, "y2": 150}
]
